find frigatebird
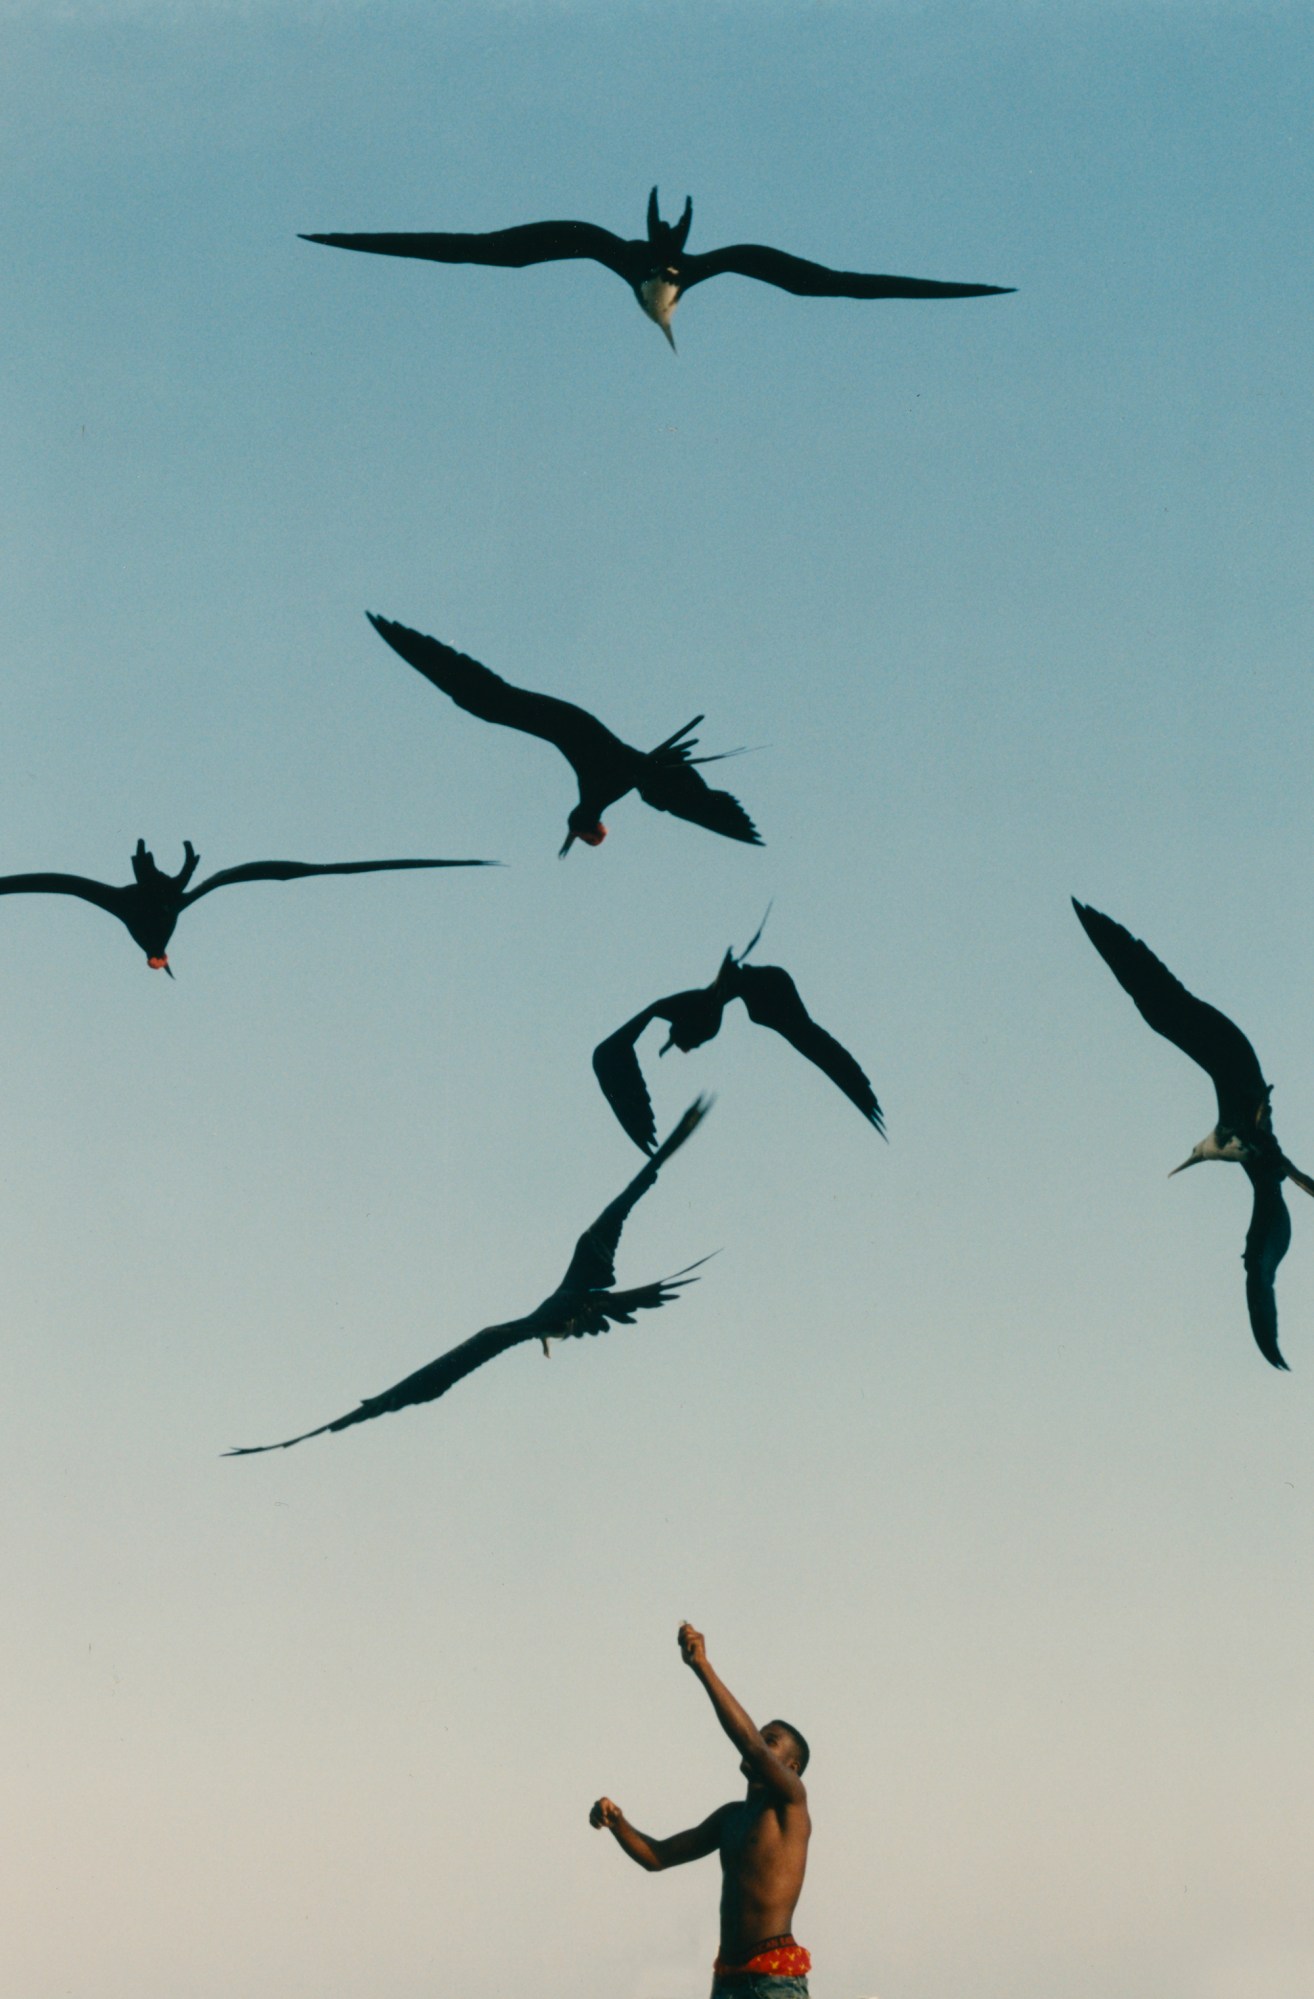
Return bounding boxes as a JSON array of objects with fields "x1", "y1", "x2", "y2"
[
  {"x1": 301, "y1": 187, "x2": 1013, "y2": 349},
  {"x1": 367, "y1": 614, "x2": 762, "y2": 854},
  {"x1": 1073, "y1": 899, "x2": 1314, "y2": 1370},
  {"x1": 0, "y1": 840, "x2": 494, "y2": 972},
  {"x1": 227, "y1": 1096, "x2": 712, "y2": 1453},
  {"x1": 593, "y1": 912, "x2": 883, "y2": 1153}
]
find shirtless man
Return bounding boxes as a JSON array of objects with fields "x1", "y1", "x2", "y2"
[{"x1": 590, "y1": 1621, "x2": 812, "y2": 1997}]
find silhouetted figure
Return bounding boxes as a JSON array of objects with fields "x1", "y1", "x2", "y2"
[
  {"x1": 0, "y1": 840, "x2": 494, "y2": 972},
  {"x1": 228, "y1": 1097, "x2": 712, "y2": 1454},
  {"x1": 591, "y1": 1622, "x2": 813, "y2": 1997},
  {"x1": 1073, "y1": 898, "x2": 1314, "y2": 1369},
  {"x1": 594, "y1": 912, "x2": 883, "y2": 1153},
  {"x1": 303, "y1": 187, "x2": 1013, "y2": 349},
  {"x1": 368, "y1": 614, "x2": 761, "y2": 854}
]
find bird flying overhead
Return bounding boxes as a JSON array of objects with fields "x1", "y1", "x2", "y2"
[
  {"x1": 0, "y1": 840, "x2": 495, "y2": 972},
  {"x1": 301, "y1": 186, "x2": 1014, "y2": 349},
  {"x1": 593, "y1": 911, "x2": 883, "y2": 1153},
  {"x1": 1073, "y1": 898, "x2": 1314, "y2": 1370},
  {"x1": 367, "y1": 614, "x2": 762, "y2": 854},
  {"x1": 228, "y1": 1097, "x2": 712, "y2": 1454}
]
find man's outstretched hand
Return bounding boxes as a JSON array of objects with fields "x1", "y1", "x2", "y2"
[
  {"x1": 590, "y1": 1796, "x2": 622, "y2": 1830},
  {"x1": 679, "y1": 1621, "x2": 707, "y2": 1669}
]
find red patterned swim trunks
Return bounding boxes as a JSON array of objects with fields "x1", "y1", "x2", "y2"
[{"x1": 711, "y1": 1934, "x2": 811, "y2": 1995}]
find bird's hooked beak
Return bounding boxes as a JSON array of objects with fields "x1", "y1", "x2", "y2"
[
  {"x1": 658, "y1": 1036, "x2": 673, "y2": 1056},
  {"x1": 148, "y1": 955, "x2": 174, "y2": 979},
  {"x1": 1169, "y1": 1152, "x2": 1200, "y2": 1176},
  {"x1": 561, "y1": 823, "x2": 606, "y2": 855}
]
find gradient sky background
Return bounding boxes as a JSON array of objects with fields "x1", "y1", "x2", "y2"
[{"x1": 2, "y1": 4, "x2": 1312, "y2": 1996}]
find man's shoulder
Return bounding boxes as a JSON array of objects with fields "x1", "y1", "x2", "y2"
[{"x1": 724, "y1": 1793, "x2": 806, "y2": 1838}]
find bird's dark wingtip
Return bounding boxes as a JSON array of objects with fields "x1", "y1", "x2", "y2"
[
  {"x1": 365, "y1": 609, "x2": 411, "y2": 637},
  {"x1": 1248, "y1": 1296, "x2": 1292, "y2": 1371},
  {"x1": 654, "y1": 1093, "x2": 714, "y2": 1160},
  {"x1": 224, "y1": 1434, "x2": 306, "y2": 1455}
]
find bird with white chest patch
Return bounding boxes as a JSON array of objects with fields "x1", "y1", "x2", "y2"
[
  {"x1": 1073, "y1": 898, "x2": 1314, "y2": 1370},
  {"x1": 301, "y1": 186, "x2": 1013, "y2": 350}
]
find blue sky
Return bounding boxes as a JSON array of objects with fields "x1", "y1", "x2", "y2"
[{"x1": 2, "y1": 5, "x2": 1312, "y2": 1997}]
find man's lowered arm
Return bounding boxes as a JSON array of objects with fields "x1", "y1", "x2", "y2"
[{"x1": 589, "y1": 1796, "x2": 728, "y2": 1871}]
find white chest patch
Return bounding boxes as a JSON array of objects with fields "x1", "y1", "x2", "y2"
[
  {"x1": 1201, "y1": 1129, "x2": 1251, "y2": 1164},
  {"x1": 638, "y1": 275, "x2": 680, "y2": 331}
]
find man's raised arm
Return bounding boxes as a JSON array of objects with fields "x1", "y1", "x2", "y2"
[
  {"x1": 589, "y1": 1796, "x2": 727, "y2": 1871},
  {"x1": 678, "y1": 1622, "x2": 806, "y2": 1803}
]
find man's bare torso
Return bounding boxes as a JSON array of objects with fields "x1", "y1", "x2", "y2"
[{"x1": 716, "y1": 1789, "x2": 811, "y2": 1960}]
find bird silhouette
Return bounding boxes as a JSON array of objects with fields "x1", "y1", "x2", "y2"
[
  {"x1": 367, "y1": 614, "x2": 762, "y2": 854},
  {"x1": 0, "y1": 840, "x2": 495, "y2": 972},
  {"x1": 227, "y1": 1097, "x2": 713, "y2": 1453},
  {"x1": 1073, "y1": 898, "x2": 1314, "y2": 1370},
  {"x1": 593, "y1": 911, "x2": 884, "y2": 1153},
  {"x1": 302, "y1": 186, "x2": 1013, "y2": 349}
]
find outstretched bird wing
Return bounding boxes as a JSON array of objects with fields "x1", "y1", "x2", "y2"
[
  {"x1": 1072, "y1": 901, "x2": 1268, "y2": 1130},
  {"x1": 733, "y1": 962, "x2": 885, "y2": 1134},
  {"x1": 592, "y1": 999, "x2": 683, "y2": 1155},
  {"x1": 1242, "y1": 1166, "x2": 1292, "y2": 1371},
  {"x1": 0, "y1": 872, "x2": 128, "y2": 919},
  {"x1": 227, "y1": 1098, "x2": 712, "y2": 1455},
  {"x1": 225, "y1": 1317, "x2": 540, "y2": 1455},
  {"x1": 677, "y1": 241, "x2": 1013, "y2": 300},
  {"x1": 231, "y1": 1103, "x2": 712, "y2": 1463},
  {"x1": 226, "y1": 1266, "x2": 707, "y2": 1456},
  {"x1": 558, "y1": 1095, "x2": 710, "y2": 1294},
  {"x1": 635, "y1": 759, "x2": 762, "y2": 845},
  {"x1": 301, "y1": 219, "x2": 642, "y2": 283},
  {"x1": 182, "y1": 856, "x2": 494, "y2": 903},
  {"x1": 367, "y1": 614, "x2": 622, "y2": 783}
]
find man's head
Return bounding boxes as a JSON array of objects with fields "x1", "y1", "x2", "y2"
[{"x1": 742, "y1": 1719, "x2": 810, "y2": 1785}]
